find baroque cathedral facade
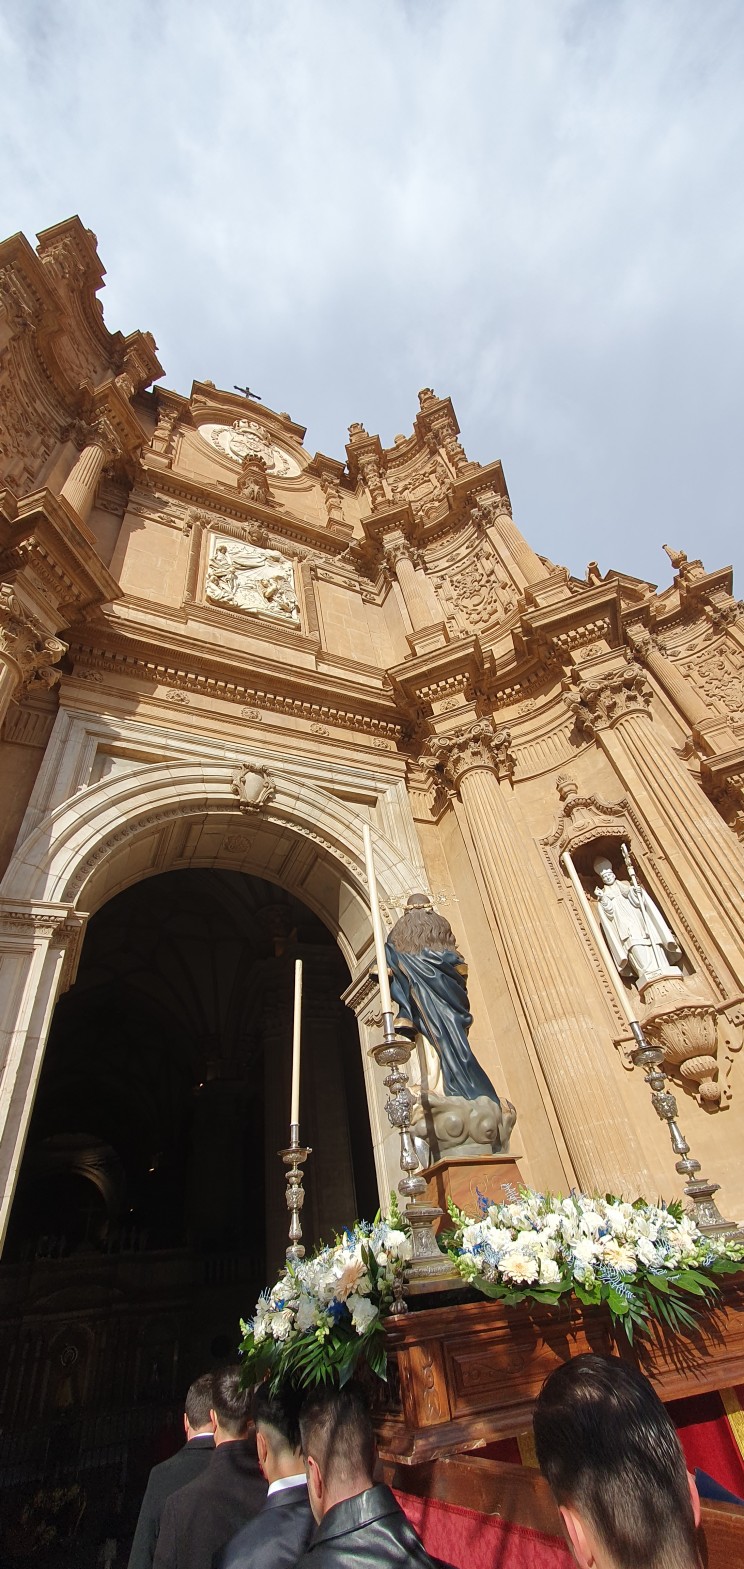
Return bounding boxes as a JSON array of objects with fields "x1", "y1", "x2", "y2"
[{"x1": 1, "y1": 216, "x2": 744, "y2": 1445}]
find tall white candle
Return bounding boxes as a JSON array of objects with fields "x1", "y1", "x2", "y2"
[
  {"x1": 362, "y1": 824, "x2": 394, "y2": 1018},
  {"x1": 290, "y1": 958, "x2": 303, "y2": 1129}
]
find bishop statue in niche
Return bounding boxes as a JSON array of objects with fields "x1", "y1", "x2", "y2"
[{"x1": 205, "y1": 534, "x2": 299, "y2": 623}]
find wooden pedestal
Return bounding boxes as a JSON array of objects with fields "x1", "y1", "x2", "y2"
[
  {"x1": 422, "y1": 1154, "x2": 524, "y2": 1234},
  {"x1": 374, "y1": 1271, "x2": 744, "y2": 1464}
]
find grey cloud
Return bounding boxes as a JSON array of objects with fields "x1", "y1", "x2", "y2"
[{"x1": 1, "y1": 0, "x2": 742, "y2": 587}]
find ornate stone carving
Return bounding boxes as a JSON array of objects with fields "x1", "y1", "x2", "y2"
[
  {"x1": 641, "y1": 977, "x2": 722, "y2": 1108},
  {"x1": 0, "y1": 583, "x2": 67, "y2": 687},
  {"x1": 543, "y1": 774, "x2": 631, "y2": 858},
  {"x1": 151, "y1": 403, "x2": 180, "y2": 459},
  {"x1": 424, "y1": 720, "x2": 515, "y2": 792},
  {"x1": 230, "y1": 762, "x2": 276, "y2": 813},
  {"x1": 204, "y1": 533, "x2": 299, "y2": 623},
  {"x1": 684, "y1": 647, "x2": 744, "y2": 721},
  {"x1": 436, "y1": 551, "x2": 516, "y2": 633},
  {"x1": 564, "y1": 662, "x2": 652, "y2": 738},
  {"x1": 200, "y1": 418, "x2": 300, "y2": 477},
  {"x1": 237, "y1": 453, "x2": 273, "y2": 506}
]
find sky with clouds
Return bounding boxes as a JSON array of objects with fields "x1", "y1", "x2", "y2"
[{"x1": 1, "y1": 0, "x2": 742, "y2": 591}]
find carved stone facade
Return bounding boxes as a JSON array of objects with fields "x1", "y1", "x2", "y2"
[{"x1": 1, "y1": 214, "x2": 744, "y2": 1280}]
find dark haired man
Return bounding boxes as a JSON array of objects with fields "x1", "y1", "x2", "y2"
[
  {"x1": 153, "y1": 1366, "x2": 265, "y2": 1569},
  {"x1": 296, "y1": 1382, "x2": 437, "y2": 1569},
  {"x1": 533, "y1": 1353, "x2": 702, "y2": 1569},
  {"x1": 218, "y1": 1382, "x2": 313, "y2": 1569},
  {"x1": 128, "y1": 1374, "x2": 215, "y2": 1569}
]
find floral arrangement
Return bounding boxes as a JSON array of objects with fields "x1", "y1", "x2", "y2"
[
  {"x1": 239, "y1": 1188, "x2": 744, "y2": 1391},
  {"x1": 448, "y1": 1187, "x2": 744, "y2": 1342},
  {"x1": 239, "y1": 1211, "x2": 411, "y2": 1390}
]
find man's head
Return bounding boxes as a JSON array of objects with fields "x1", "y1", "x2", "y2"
[
  {"x1": 253, "y1": 1381, "x2": 303, "y2": 1485},
  {"x1": 183, "y1": 1373, "x2": 213, "y2": 1440},
  {"x1": 593, "y1": 857, "x2": 616, "y2": 886},
  {"x1": 210, "y1": 1365, "x2": 253, "y2": 1445},
  {"x1": 299, "y1": 1383, "x2": 376, "y2": 1523},
  {"x1": 533, "y1": 1354, "x2": 701, "y2": 1569}
]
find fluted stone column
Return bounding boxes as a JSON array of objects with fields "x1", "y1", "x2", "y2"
[
  {"x1": 0, "y1": 583, "x2": 66, "y2": 727},
  {"x1": 569, "y1": 664, "x2": 744, "y2": 993},
  {"x1": 629, "y1": 628, "x2": 711, "y2": 729},
  {"x1": 426, "y1": 719, "x2": 653, "y2": 1195},
  {"x1": 60, "y1": 417, "x2": 118, "y2": 525},
  {"x1": 387, "y1": 542, "x2": 442, "y2": 630},
  {"x1": 484, "y1": 498, "x2": 546, "y2": 588}
]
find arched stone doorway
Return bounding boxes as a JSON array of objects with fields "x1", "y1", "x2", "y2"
[
  {"x1": 0, "y1": 752, "x2": 423, "y2": 1248},
  {"x1": 0, "y1": 751, "x2": 422, "y2": 1539},
  {"x1": 1, "y1": 866, "x2": 377, "y2": 1441}
]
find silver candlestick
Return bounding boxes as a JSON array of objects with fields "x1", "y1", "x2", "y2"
[
  {"x1": 628, "y1": 1024, "x2": 740, "y2": 1239},
  {"x1": 279, "y1": 1123, "x2": 312, "y2": 1262},
  {"x1": 370, "y1": 1010, "x2": 462, "y2": 1303}
]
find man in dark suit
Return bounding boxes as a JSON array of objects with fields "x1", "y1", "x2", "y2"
[
  {"x1": 128, "y1": 1374, "x2": 215, "y2": 1569},
  {"x1": 153, "y1": 1365, "x2": 265, "y2": 1569},
  {"x1": 296, "y1": 1383, "x2": 438, "y2": 1569},
  {"x1": 218, "y1": 1381, "x2": 313, "y2": 1569}
]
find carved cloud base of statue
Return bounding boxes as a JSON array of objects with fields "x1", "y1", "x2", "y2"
[{"x1": 410, "y1": 1090, "x2": 517, "y2": 1167}]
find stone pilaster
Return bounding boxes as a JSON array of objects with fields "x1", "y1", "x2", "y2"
[{"x1": 424, "y1": 719, "x2": 653, "y2": 1195}]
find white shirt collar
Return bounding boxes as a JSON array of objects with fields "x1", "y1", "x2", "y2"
[{"x1": 267, "y1": 1473, "x2": 307, "y2": 1497}]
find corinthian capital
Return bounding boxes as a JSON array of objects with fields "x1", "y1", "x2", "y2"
[
  {"x1": 424, "y1": 718, "x2": 514, "y2": 792},
  {"x1": 564, "y1": 660, "x2": 652, "y2": 738},
  {"x1": 0, "y1": 583, "x2": 67, "y2": 683}
]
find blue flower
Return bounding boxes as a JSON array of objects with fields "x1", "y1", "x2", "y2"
[
  {"x1": 327, "y1": 1298, "x2": 346, "y2": 1324},
  {"x1": 476, "y1": 1187, "x2": 490, "y2": 1217}
]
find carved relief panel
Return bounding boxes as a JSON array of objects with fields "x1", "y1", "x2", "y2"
[{"x1": 204, "y1": 531, "x2": 300, "y2": 624}]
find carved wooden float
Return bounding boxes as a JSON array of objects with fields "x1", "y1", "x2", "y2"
[{"x1": 375, "y1": 1272, "x2": 744, "y2": 1464}]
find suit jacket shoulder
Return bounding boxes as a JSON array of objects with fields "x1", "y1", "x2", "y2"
[
  {"x1": 218, "y1": 1485, "x2": 314, "y2": 1569},
  {"x1": 128, "y1": 1440, "x2": 215, "y2": 1569}
]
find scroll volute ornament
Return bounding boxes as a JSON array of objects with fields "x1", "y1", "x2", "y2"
[{"x1": 640, "y1": 977, "x2": 721, "y2": 1107}]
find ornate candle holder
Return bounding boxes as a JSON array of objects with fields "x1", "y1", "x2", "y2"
[
  {"x1": 279, "y1": 1123, "x2": 312, "y2": 1262},
  {"x1": 371, "y1": 1013, "x2": 462, "y2": 1305},
  {"x1": 629, "y1": 1023, "x2": 740, "y2": 1239}
]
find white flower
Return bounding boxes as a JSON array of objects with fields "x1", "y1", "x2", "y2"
[
  {"x1": 270, "y1": 1308, "x2": 295, "y2": 1342},
  {"x1": 500, "y1": 1249, "x2": 539, "y2": 1284},
  {"x1": 347, "y1": 1293, "x2": 378, "y2": 1333},
  {"x1": 539, "y1": 1257, "x2": 561, "y2": 1286},
  {"x1": 601, "y1": 1239, "x2": 637, "y2": 1275},
  {"x1": 295, "y1": 1295, "x2": 317, "y2": 1331},
  {"x1": 572, "y1": 1238, "x2": 599, "y2": 1267},
  {"x1": 383, "y1": 1228, "x2": 412, "y2": 1262}
]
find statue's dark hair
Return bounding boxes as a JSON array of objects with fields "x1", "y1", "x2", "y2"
[
  {"x1": 387, "y1": 905, "x2": 456, "y2": 955},
  {"x1": 533, "y1": 1354, "x2": 699, "y2": 1569},
  {"x1": 299, "y1": 1382, "x2": 375, "y2": 1486}
]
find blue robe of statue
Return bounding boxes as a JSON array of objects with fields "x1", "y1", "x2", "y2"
[{"x1": 384, "y1": 940, "x2": 500, "y2": 1103}]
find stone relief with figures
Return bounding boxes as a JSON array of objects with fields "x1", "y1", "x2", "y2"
[{"x1": 204, "y1": 533, "x2": 300, "y2": 623}]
